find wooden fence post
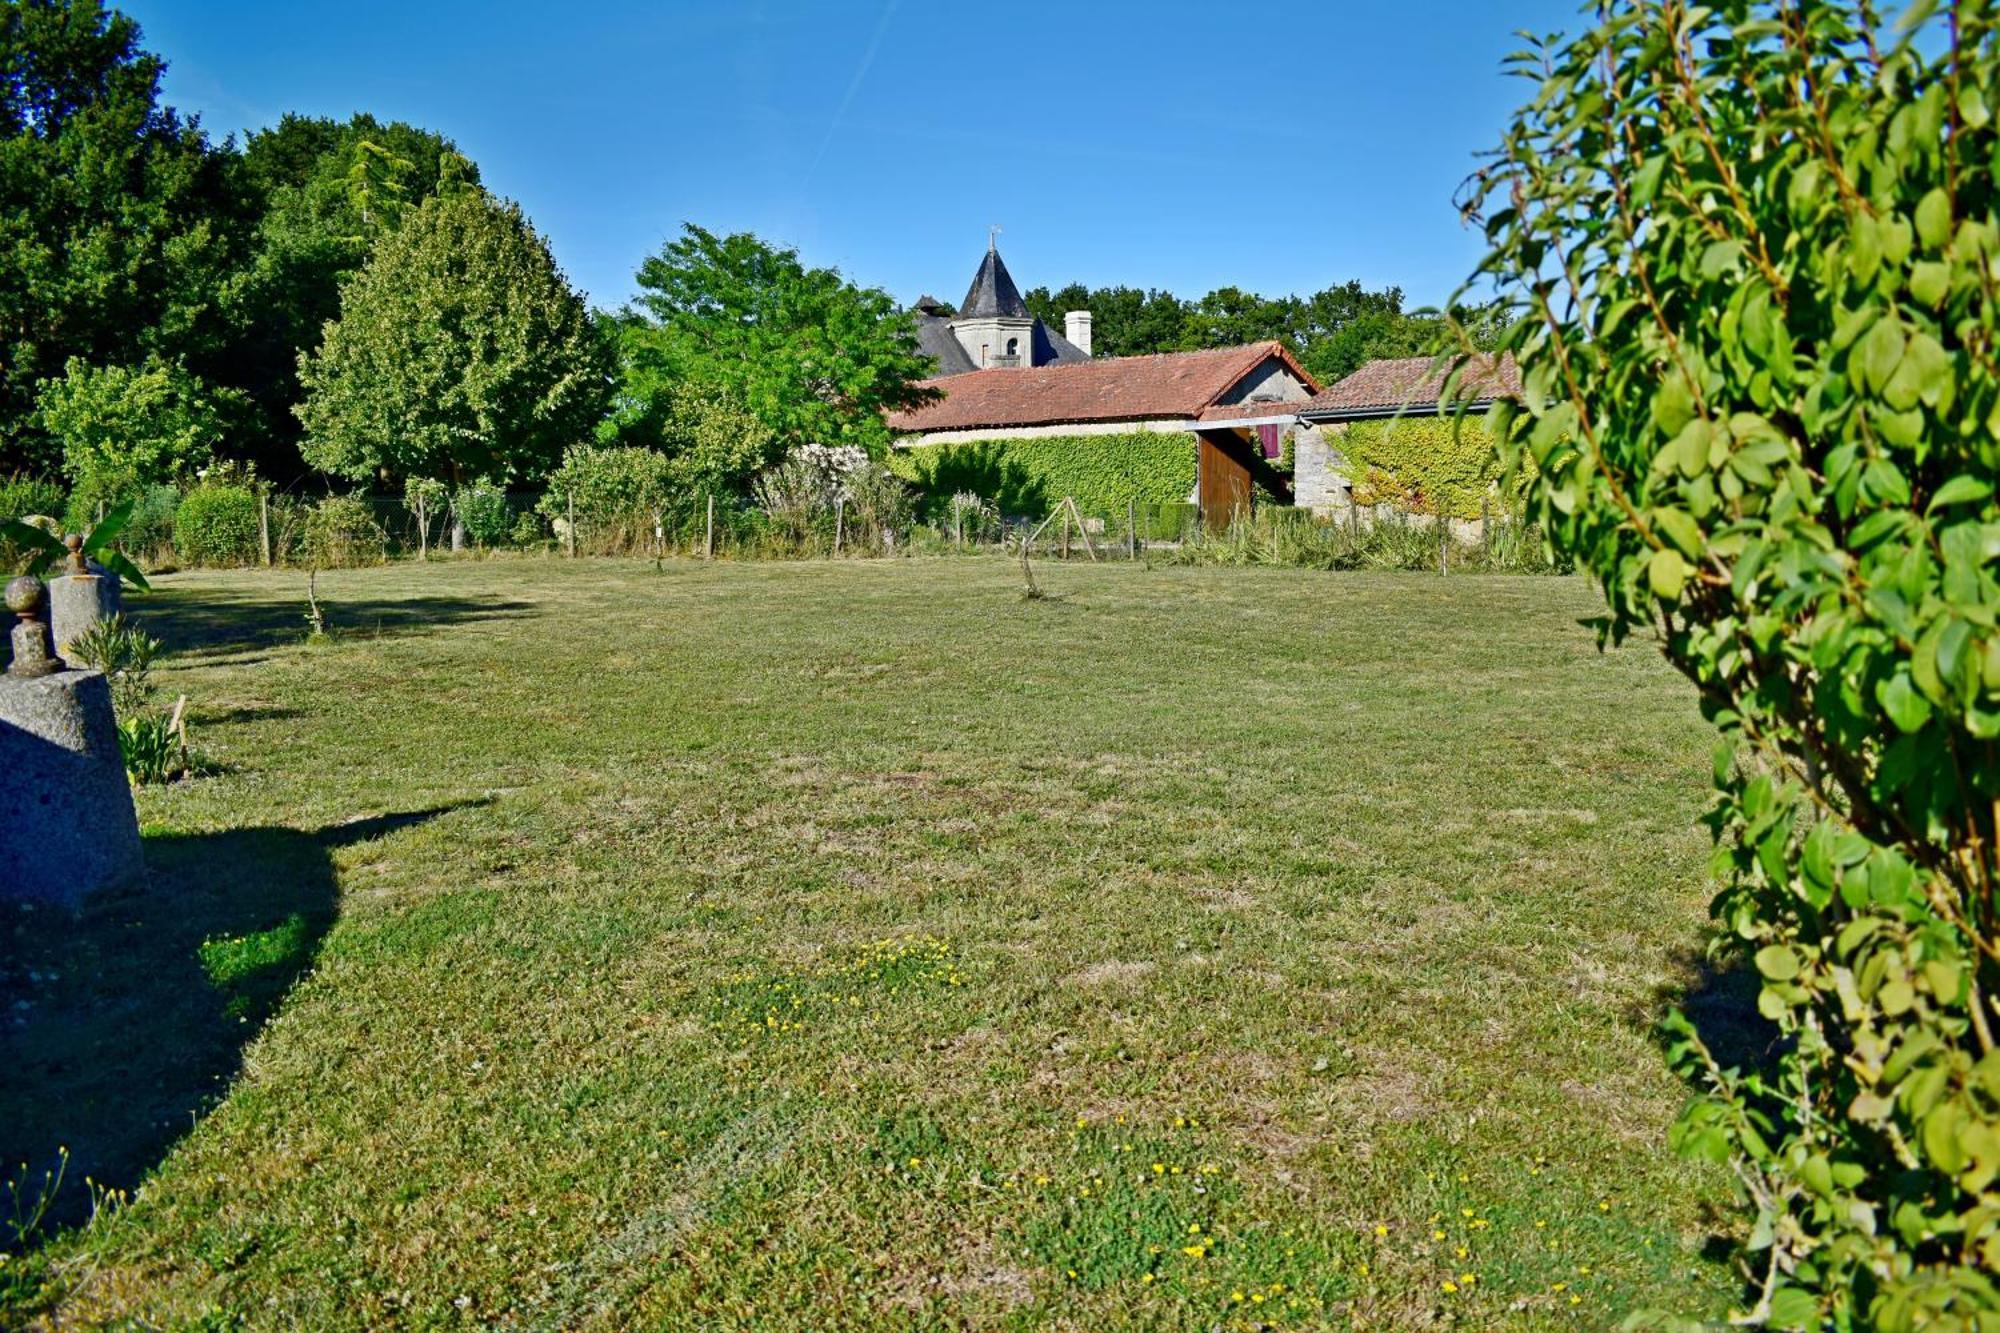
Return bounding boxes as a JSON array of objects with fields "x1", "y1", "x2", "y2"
[
  {"x1": 1482, "y1": 495, "x2": 1492, "y2": 560},
  {"x1": 259, "y1": 492, "x2": 272, "y2": 567},
  {"x1": 1128, "y1": 496, "x2": 1137, "y2": 561},
  {"x1": 1438, "y1": 514, "x2": 1448, "y2": 577},
  {"x1": 705, "y1": 494, "x2": 715, "y2": 560},
  {"x1": 835, "y1": 497, "x2": 844, "y2": 557},
  {"x1": 566, "y1": 491, "x2": 576, "y2": 558}
]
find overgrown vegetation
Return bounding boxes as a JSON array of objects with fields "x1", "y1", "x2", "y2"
[
  {"x1": 888, "y1": 433, "x2": 1197, "y2": 518},
  {"x1": 1338, "y1": 416, "x2": 1513, "y2": 520},
  {"x1": 1466, "y1": 2, "x2": 2000, "y2": 1324}
]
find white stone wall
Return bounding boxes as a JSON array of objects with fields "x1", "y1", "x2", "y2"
[{"x1": 1291, "y1": 425, "x2": 1351, "y2": 511}]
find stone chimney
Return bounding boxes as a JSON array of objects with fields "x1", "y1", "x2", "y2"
[{"x1": 1064, "y1": 310, "x2": 1093, "y2": 358}]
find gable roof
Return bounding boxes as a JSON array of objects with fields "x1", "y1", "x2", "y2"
[
  {"x1": 958, "y1": 247, "x2": 1030, "y2": 320},
  {"x1": 888, "y1": 341, "x2": 1304, "y2": 434},
  {"x1": 1300, "y1": 353, "x2": 1520, "y2": 421}
]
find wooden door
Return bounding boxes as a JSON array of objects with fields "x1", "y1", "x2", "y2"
[{"x1": 1196, "y1": 431, "x2": 1252, "y2": 532}]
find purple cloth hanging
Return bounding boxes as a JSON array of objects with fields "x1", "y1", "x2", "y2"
[{"x1": 1257, "y1": 423, "x2": 1281, "y2": 459}]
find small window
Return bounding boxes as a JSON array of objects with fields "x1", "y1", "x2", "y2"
[{"x1": 1005, "y1": 337, "x2": 1019, "y2": 357}]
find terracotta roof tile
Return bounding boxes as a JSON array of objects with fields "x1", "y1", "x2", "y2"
[
  {"x1": 888, "y1": 342, "x2": 1305, "y2": 434},
  {"x1": 1301, "y1": 353, "x2": 1520, "y2": 420},
  {"x1": 1196, "y1": 399, "x2": 1304, "y2": 424}
]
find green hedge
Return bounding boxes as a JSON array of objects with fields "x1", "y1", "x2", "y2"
[
  {"x1": 174, "y1": 485, "x2": 261, "y2": 566},
  {"x1": 1338, "y1": 415, "x2": 1506, "y2": 520},
  {"x1": 888, "y1": 432, "x2": 1194, "y2": 518}
]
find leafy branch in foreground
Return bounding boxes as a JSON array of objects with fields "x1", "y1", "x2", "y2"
[
  {"x1": 1462, "y1": 1, "x2": 1999, "y2": 1326},
  {"x1": 0, "y1": 500, "x2": 150, "y2": 590}
]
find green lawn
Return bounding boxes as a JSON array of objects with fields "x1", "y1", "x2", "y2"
[{"x1": 3, "y1": 556, "x2": 1749, "y2": 1328}]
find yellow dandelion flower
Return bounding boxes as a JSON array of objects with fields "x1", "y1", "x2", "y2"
[
  {"x1": 1433, "y1": 1230, "x2": 1446, "y2": 1241},
  {"x1": 1374, "y1": 1224, "x2": 1388, "y2": 1237},
  {"x1": 1441, "y1": 1281, "x2": 1459, "y2": 1294},
  {"x1": 1571, "y1": 1294, "x2": 1582, "y2": 1306},
  {"x1": 1189, "y1": 1223, "x2": 1203, "y2": 1235},
  {"x1": 1232, "y1": 1289, "x2": 1246, "y2": 1303},
  {"x1": 1142, "y1": 1273, "x2": 1155, "y2": 1284},
  {"x1": 1152, "y1": 1163, "x2": 1165, "y2": 1174}
]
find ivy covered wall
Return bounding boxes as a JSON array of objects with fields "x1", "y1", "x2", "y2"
[
  {"x1": 888, "y1": 433, "x2": 1196, "y2": 517},
  {"x1": 1337, "y1": 414, "x2": 1507, "y2": 519}
]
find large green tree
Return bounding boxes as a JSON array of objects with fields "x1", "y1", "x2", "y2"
[
  {"x1": 620, "y1": 225, "x2": 936, "y2": 456},
  {"x1": 296, "y1": 188, "x2": 609, "y2": 490},
  {"x1": 217, "y1": 113, "x2": 479, "y2": 479},
  {"x1": 1468, "y1": 1, "x2": 2000, "y2": 1324},
  {"x1": 0, "y1": 0, "x2": 248, "y2": 476}
]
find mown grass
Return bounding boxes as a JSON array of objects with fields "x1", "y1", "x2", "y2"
[{"x1": 1, "y1": 555, "x2": 1750, "y2": 1328}]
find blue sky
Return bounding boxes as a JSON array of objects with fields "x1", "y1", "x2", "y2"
[{"x1": 129, "y1": 1, "x2": 1587, "y2": 313}]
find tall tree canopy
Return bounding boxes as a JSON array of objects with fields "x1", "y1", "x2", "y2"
[
  {"x1": 296, "y1": 188, "x2": 608, "y2": 488},
  {"x1": 0, "y1": 0, "x2": 247, "y2": 475},
  {"x1": 218, "y1": 113, "x2": 479, "y2": 478},
  {"x1": 620, "y1": 225, "x2": 937, "y2": 456}
]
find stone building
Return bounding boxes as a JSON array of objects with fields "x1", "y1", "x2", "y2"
[
  {"x1": 910, "y1": 241, "x2": 1091, "y2": 376},
  {"x1": 1290, "y1": 353, "x2": 1522, "y2": 513}
]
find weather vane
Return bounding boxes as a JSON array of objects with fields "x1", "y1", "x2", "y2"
[{"x1": 989, "y1": 224, "x2": 1001, "y2": 252}]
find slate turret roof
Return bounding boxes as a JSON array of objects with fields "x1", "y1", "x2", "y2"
[{"x1": 958, "y1": 247, "x2": 1030, "y2": 320}]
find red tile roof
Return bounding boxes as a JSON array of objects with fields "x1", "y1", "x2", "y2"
[
  {"x1": 1300, "y1": 353, "x2": 1520, "y2": 420},
  {"x1": 887, "y1": 341, "x2": 1312, "y2": 434},
  {"x1": 1196, "y1": 399, "x2": 1305, "y2": 424}
]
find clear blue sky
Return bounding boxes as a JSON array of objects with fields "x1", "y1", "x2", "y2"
[{"x1": 128, "y1": 1, "x2": 1588, "y2": 313}]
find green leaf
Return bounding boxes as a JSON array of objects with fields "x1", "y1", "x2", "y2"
[
  {"x1": 1910, "y1": 260, "x2": 1951, "y2": 307},
  {"x1": 1859, "y1": 318, "x2": 1905, "y2": 393},
  {"x1": 1648, "y1": 547, "x2": 1689, "y2": 600},
  {"x1": 1878, "y1": 670, "x2": 1934, "y2": 732},
  {"x1": 1916, "y1": 187, "x2": 1954, "y2": 250},
  {"x1": 1755, "y1": 944, "x2": 1802, "y2": 981},
  {"x1": 1927, "y1": 475, "x2": 1992, "y2": 510},
  {"x1": 1652, "y1": 508, "x2": 1705, "y2": 558}
]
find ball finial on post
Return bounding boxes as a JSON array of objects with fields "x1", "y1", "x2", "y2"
[{"x1": 6, "y1": 576, "x2": 60, "y2": 678}]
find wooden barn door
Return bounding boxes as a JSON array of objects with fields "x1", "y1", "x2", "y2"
[{"x1": 1196, "y1": 431, "x2": 1252, "y2": 532}]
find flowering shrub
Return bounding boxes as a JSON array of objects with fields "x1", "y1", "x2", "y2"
[{"x1": 1466, "y1": 2, "x2": 2000, "y2": 1325}]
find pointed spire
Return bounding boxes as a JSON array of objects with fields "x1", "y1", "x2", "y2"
[{"x1": 958, "y1": 242, "x2": 1028, "y2": 320}]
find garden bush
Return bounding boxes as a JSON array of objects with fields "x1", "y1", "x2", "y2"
[
  {"x1": 173, "y1": 485, "x2": 261, "y2": 566},
  {"x1": 540, "y1": 445, "x2": 677, "y2": 552},
  {"x1": 1468, "y1": 2, "x2": 2000, "y2": 1324},
  {"x1": 302, "y1": 494, "x2": 387, "y2": 568},
  {"x1": 0, "y1": 475, "x2": 63, "y2": 525},
  {"x1": 889, "y1": 432, "x2": 1194, "y2": 518},
  {"x1": 452, "y1": 482, "x2": 514, "y2": 548}
]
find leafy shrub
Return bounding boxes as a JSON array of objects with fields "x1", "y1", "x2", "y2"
[
  {"x1": 0, "y1": 474, "x2": 63, "y2": 525},
  {"x1": 66, "y1": 614, "x2": 160, "y2": 717},
  {"x1": 541, "y1": 445, "x2": 677, "y2": 552},
  {"x1": 118, "y1": 712, "x2": 186, "y2": 786},
  {"x1": 36, "y1": 356, "x2": 239, "y2": 519},
  {"x1": 889, "y1": 432, "x2": 1194, "y2": 517},
  {"x1": 509, "y1": 510, "x2": 547, "y2": 548},
  {"x1": 452, "y1": 483, "x2": 513, "y2": 547},
  {"x1": 1468, "y1": 2, "x2": 2000, "y2": 1325},
  {"x1": 123, "y1": 484, "x2": 182, "y2": 560},
  {"x1": 302, "y1": 494, "x2": 387, "y2": 568},
  {"x1": 174, "y1": 485, "x2": 261, "y2": 566},
  {"x1": 403, "y1": 477, "x2": 449, "y2": 556}
]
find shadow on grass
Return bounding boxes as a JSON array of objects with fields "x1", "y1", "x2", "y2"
[
  {"x1": 1653, "y1": 947, "x2": 1783, "y2": 1079},
  {"x1": 0, "y1": 802, "x2": 483, "y2": 1241},
  {"x1": 135, "y1": 587, "x2": 536, "y2": 659}
]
